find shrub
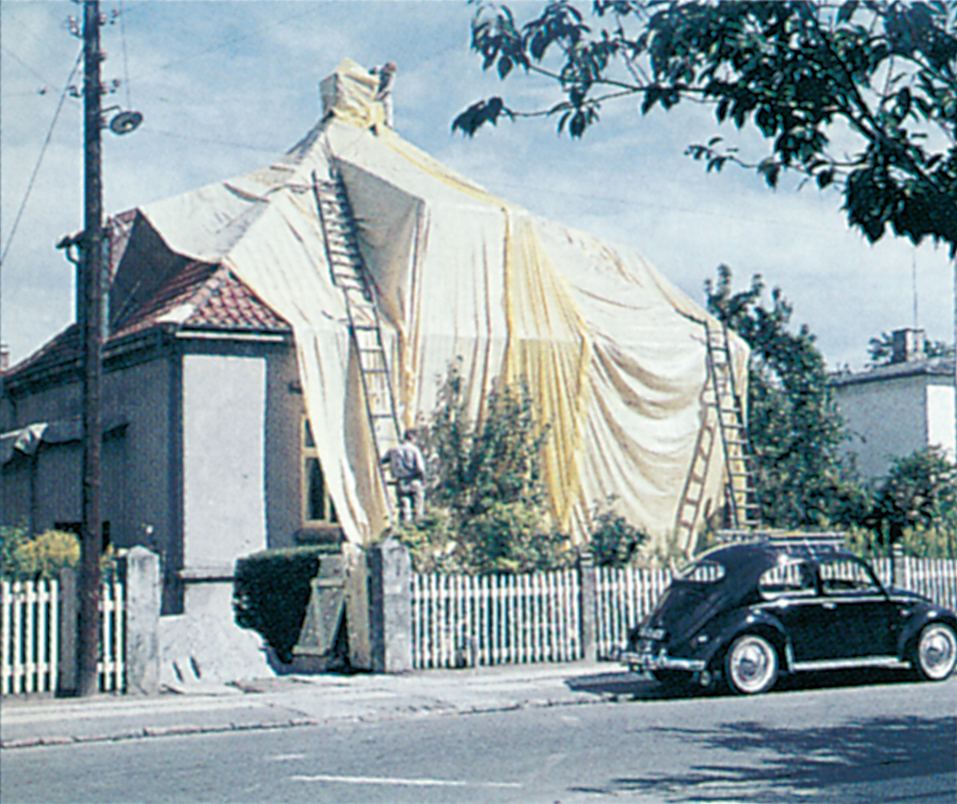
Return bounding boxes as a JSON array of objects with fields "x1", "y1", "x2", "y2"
[
  {"x1": 588, "y1": 498, "x2": 647, "y2": 567},
  {"x1": 0, "y1": 525, "x2": 92, "y2": 580},
  {"x1": 400, "y1": 361, "x2": 575, "y2": 574},
  {"x1": 233, "y1": 545, "x2": 338, "y2": 663}
]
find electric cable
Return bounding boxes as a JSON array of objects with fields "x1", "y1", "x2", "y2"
[
  {"x1": 118, "y1": 0, "x2": 132, "y2": 109},
  {"x1": 0, "y1": 48, "x2": 83, "y2": 269},
  {"x1": 1, "y1": 45, "x2": 60, "y2": 92}
]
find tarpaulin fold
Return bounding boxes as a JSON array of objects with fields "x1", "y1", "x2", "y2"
[{"x1": 129, "y1": 58, "x2": 747, "y2": 554}]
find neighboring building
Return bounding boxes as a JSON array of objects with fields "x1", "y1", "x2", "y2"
[{"x1": 830, "y1": 328, "x2": 956, "y2": 479}]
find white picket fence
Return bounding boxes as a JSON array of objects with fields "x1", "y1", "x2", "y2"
[
  {"x1": 0, "y1": 579, "x2": 58, "y2": 695},
  {"x1": 412, "y1": 557, "x2": 957, "y2": 669},
  {"x1": 0, "y1": 578, "x2": 126, "y2": 695},
  {"x1": 872, "y1": 557, "x2": 957, "y2": 613},
  {"x1": 594, "y1": 566, "x2": 671, "y2": 660},
  {"x1": 411, "y1": 570, "x2": 582, "y2": 669}
]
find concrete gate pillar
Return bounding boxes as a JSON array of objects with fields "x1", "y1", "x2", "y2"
[
  {"x1": 124, "y1": 546, "x2": 161, "y2": 695},
  {"x1": 368, "y1": 538, "x2": 412, "y2": 673}
]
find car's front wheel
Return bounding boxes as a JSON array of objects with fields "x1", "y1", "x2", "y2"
[
  {"x1": 915, "y1": 622, "x2": 957, "y2": 681},
  {"x1": 725, "y1": 634, "x2": 779, "y2": 695}
]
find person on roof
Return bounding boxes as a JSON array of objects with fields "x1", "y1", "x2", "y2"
[
  {"x1": 384, "y1": 430, "x2": 425, "y2": 523},
  {"x1": 371, "y1": 61, "x2": 396, "y2": 129}
]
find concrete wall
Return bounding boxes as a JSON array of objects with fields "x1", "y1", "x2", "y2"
[
  {"x1": 926, "y1": 382, "x2": 957, "y2": 462},
  {"x1": 181, "y1": 354, "x2": 267, "y2": 598},
  {"x1": 834, "y1": 373, "x2": 955, "y2": 478}
]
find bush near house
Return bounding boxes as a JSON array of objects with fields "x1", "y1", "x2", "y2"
[
  {"x1": 0, "y1": 524, "x2": 116, "y2": 580},
  {"x1": 233, "y1": 545, "x2": 340, "y2": 663},
  {"x1": 395, "y1": 362, "x2": 648, "y2": 573}
]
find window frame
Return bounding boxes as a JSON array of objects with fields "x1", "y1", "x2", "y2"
[{"x1": 301, "y1": 417, "x2": 337, "y2": 526}]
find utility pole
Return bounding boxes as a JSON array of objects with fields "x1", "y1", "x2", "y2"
[{"x1": 77, "y1": 0, "x2": 104, "y2": 698}]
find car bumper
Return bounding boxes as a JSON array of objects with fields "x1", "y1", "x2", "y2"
[{"x1": 617, "y1": 650, "x2": 706, "y2": 672}]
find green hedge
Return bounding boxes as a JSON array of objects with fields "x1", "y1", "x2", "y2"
[{"x1": 233, "y1": 545, "x2": 339, "y2": 664}]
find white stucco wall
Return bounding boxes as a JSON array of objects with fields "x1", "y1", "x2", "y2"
[
  {"x1": 926, "y1": 382, "x2": 956, "y2": 461},
  {"x1": 182, "y1": 354, "x2": 266, "y2": 573},
  {"x1": 834, "y1": 373, "x2": 955, "y2": 478}
]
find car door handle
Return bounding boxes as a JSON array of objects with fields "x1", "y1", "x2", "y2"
[{"x1": 822, "y1": 602, "x2": 837, "y2": 610}]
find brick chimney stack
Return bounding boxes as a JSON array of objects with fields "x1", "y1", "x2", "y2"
[{"x1": 891, "y1": 328, "x2": 926, "y2": 363}]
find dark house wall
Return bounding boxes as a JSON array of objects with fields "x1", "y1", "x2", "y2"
[
  {"x1": 3, "y1": 332, "x2": 311, "y2": 611},
  {"x1": 2, "y1": 349, "x2": 180, "y2": 611}
]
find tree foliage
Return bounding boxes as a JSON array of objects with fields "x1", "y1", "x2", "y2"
[
  {"x1": 705, "y1": 265, "x2": 868, "y2": 528},
  {"x1": 866, "y1": 446, "x2": 957, "y2": 545},
  {"x1": 455, "y1": 1, "x2": 957, "y2": 254},
  {"x1": 397, "y1": 361, "x2": 647, "y2": 572},
  {"x1": 399, "y1": 360, "x2": 572, "y2": 574}
]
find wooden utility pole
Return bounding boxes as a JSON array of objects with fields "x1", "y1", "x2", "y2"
[{"x1": 77, "y1": 0, "x2": 104, "y2": 698}]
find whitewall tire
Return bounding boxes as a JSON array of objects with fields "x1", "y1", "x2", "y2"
[
  {"x1": 915, "y1": 623, "x2": 957, "y2": 681},
  {"x1": 725, "y1": 634, "x2": 779, "y2": 695}
]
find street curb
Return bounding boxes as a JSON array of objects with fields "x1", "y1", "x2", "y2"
[{"x1": 0, "y1": 692, "x2": 608, "y2": 750}]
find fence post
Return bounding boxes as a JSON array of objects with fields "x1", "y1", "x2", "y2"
[
  {"x1": 124, "y1": 546, "x2": 160, "y2": 695},
  {"x1": 58, "y1": 567, "x2": 78, "y2": 696},
  {"x1": 368, "y1": 538, "x2": 412, "y2": 673},
  {"x1": 578, "y1": 550, "x2": 597, "y2": 662},
  {"x1": 892, "y1": 543, "x2": 904, "y2": 589}
]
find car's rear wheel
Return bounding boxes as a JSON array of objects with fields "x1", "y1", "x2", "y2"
[
  {"x1": 915, "y1": 623, "x2": 957, "y2": 681},
  {"x1": 725, "y1": 634, "x2": 778, "y2": 695}
]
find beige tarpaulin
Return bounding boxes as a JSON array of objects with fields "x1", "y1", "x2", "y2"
[{"x1": 136, "y1": 58, "x2": 748, "y2": 554}]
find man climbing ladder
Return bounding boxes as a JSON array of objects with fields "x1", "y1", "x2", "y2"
[{"x1": 384, "y1": 431, "x2": 426, "y2": 523}]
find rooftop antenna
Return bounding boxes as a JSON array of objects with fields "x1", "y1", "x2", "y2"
[{"x1": 911, "y1": 250, "x2": 919, "y2": 329}]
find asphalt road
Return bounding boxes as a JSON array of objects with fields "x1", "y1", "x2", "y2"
[{"x1": 2, "y1": 672, "x2": 955, "y2": 804}]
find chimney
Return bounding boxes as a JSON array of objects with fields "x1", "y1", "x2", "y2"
[
  {"x1": 891, "y1": 328, "x2": 925, "y2": 364},
  {"x1": 0, "y1": 343, "x2": 9, "y2": 372}
]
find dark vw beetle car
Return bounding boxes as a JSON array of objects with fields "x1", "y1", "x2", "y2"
[{"x1": 620, "y1": 534, "x2": 957, "y2": 694}]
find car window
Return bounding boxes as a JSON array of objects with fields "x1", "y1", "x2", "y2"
[
  {"x1": 758, "y1": 560, "x2": 816, "y2": 600},
  {"x1": 818, "y1": 558, "x2": 881, "y2": 596},
  {"x1": 677, "y1": 561, "x2": 726, "y2": 583}
]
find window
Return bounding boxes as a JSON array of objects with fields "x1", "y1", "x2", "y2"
[
  {"x1": 759, "y1": 560, "x2": 816, "y2": 599},
  {"x1": 818, "y1": 558, "x2": 881, "y2": 596},
  {"x1": 302, "y1": 418, "x2": 337, "y2": 525},
  {"x1": 677, "y1": 561, "x2": 726, "y2": 583}
]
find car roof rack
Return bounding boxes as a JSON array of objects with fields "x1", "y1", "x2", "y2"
[{"x1": 714, "y1": 529, "x2": 849, "y2": 557}]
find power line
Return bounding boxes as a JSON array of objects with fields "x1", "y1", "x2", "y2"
[
  {"x1": 1, "y1": 45, "x2": 61, "y2": 92},
  {"x1": 131, "y1": 4, "x2": 324, "y2": 81},
  {"x1": 118, "y1": 0, "x2": 133, "y2": 109},
  {"x1": 145, "y1": 127, "x2": 282, "y2": 153},
  {"x1": 0, "y1": 48, "x2": 83, "y2": 268}
]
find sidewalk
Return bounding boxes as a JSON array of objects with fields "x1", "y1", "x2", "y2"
[{"x1": 0, "y1": 662, "x2": 650, "y2": 749}]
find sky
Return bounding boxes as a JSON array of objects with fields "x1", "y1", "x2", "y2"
[{"x1": 1, "y1": 0, "x2": 954, "y2": 370}]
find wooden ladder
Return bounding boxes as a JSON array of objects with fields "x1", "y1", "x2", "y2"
[
  {"x1": 674, "y1": 320, "x2": 760, "y2": 545},
  {"x1": 705, "y1": 320, "x2": 761, "y2": 530},
  {"x1": 312, "y1": 170, "x2": 402, "y2": 514}
]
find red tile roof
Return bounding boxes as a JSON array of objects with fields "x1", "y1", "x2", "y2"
[{"x1": 4, "y1": 262, "x2": 290, "y2": 384}]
